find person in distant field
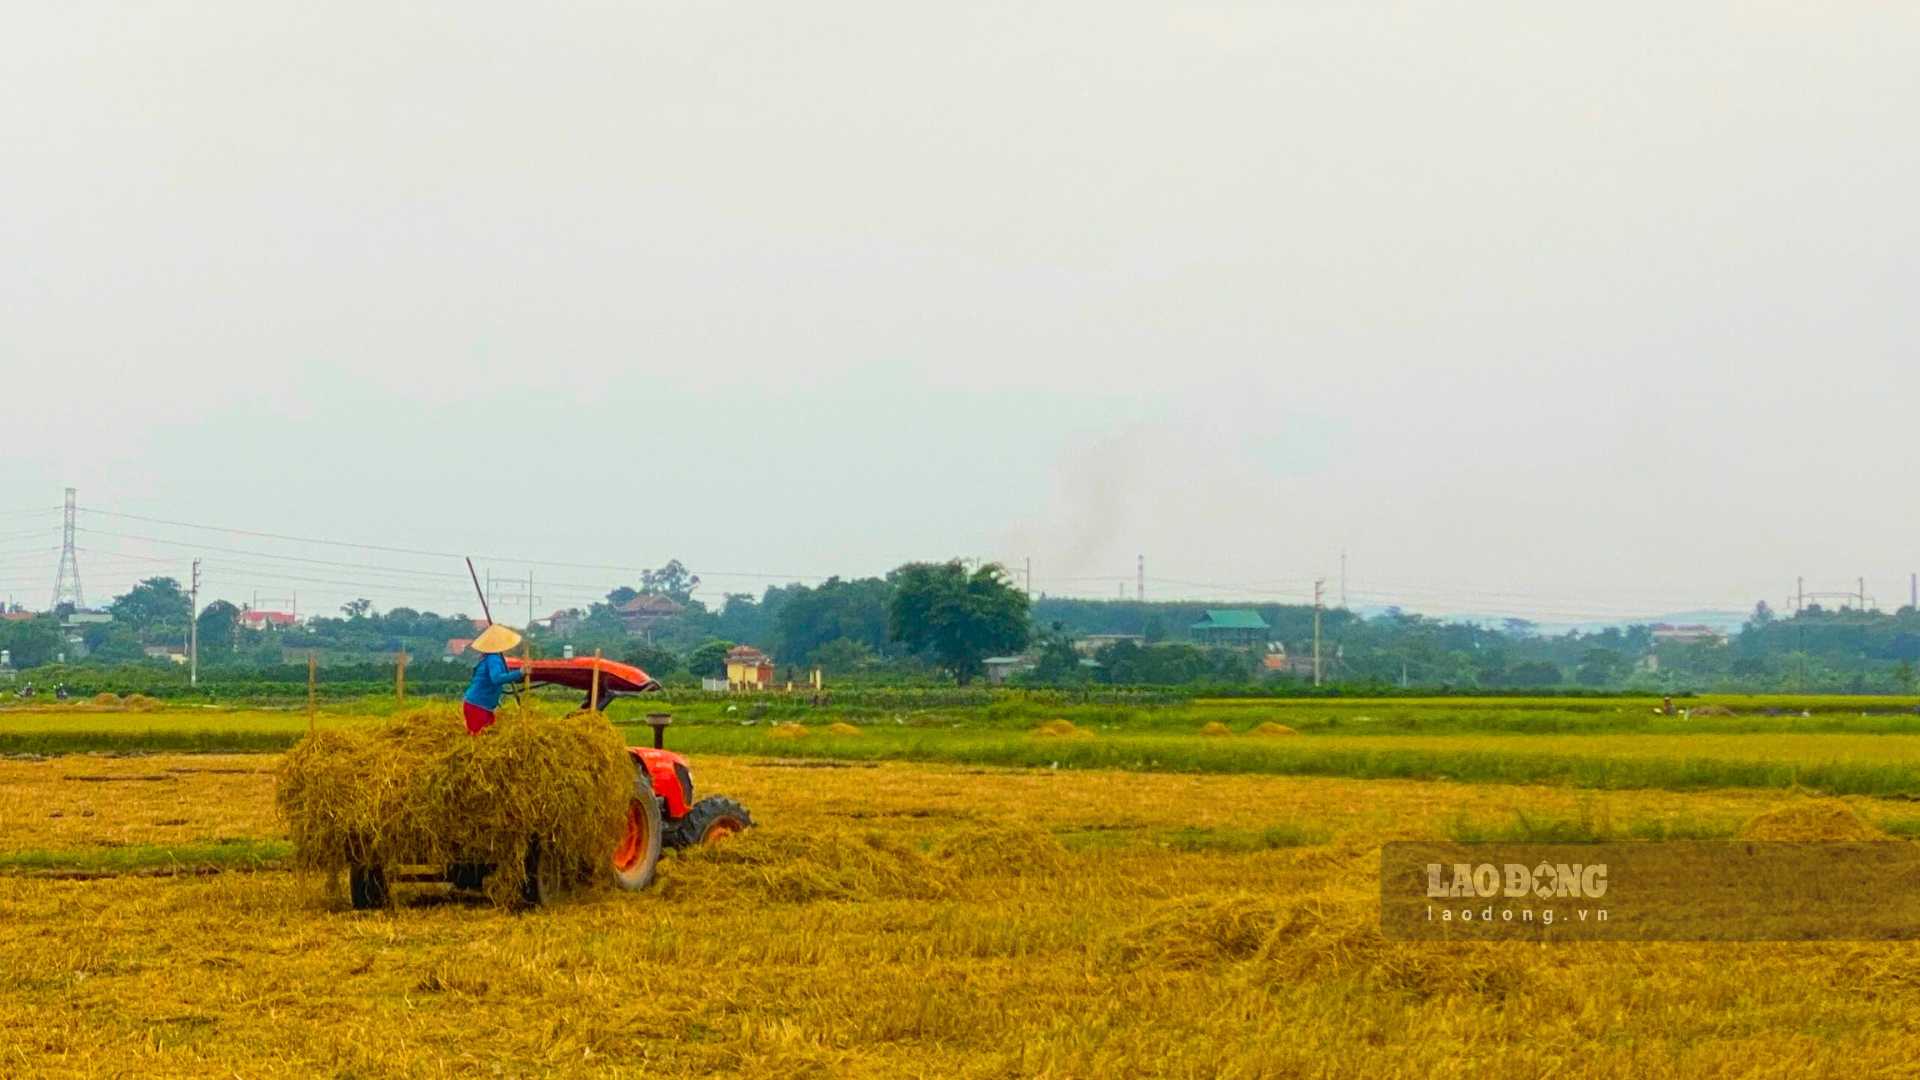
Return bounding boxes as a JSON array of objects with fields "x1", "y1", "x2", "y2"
[{"x1": 463, "y1": 624, "x2": 526, "y2": 734}]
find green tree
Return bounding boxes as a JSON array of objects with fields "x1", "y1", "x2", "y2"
[
  {"x1": 0, "y1": 615, "x2": 64, "y2": 668},
  {"x1": 621, "y1": 642, "x2": 682, "y2": 680},
  {"x1": 641, "y1": 559, "x2": 701, "y2": 604},
  {"x1": 1505, "y1": 660, "x2": 1563, "y2": 688},
  {"x1": 775, "y1": 576, "x2": 891, "y2": 662},
  {"x1": 812, "y1": 637, "x2": 875, "y2": 674},
  {"x1": 685, "y1": 639, "x2": 735, "y2": 679},
  {"x1": 1575, "y1": 647, "x2": 1625, "y2": 686},
  {"x1": 109, "y1": 578, "x2": 190, "y2": 638},
  {"x1": 196, "y1": 601, "x2": 240, "y2": 657},
  {"x1": 1031, "y1": 626, "x2": 1081, "y2": 684},
  {"x1": 887, "y1": 561, "x2": 1030, "y2": 685},
  {"x1": 341, "y1": 598, "x2": 373, "y2": 620},
  {"x1": 87, "y1": 624, "x2": 147, "y2": 663}
]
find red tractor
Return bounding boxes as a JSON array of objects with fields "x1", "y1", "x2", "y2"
[{"x1": 347, "y1": 656, "x2": 751, "y2": 908}]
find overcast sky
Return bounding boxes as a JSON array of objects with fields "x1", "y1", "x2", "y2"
[{"x1": 3, "y1": 4, "x2": 1916, "y2": 623}]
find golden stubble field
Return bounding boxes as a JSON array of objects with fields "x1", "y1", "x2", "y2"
[{"x1": 5, "y1": 752, "x2": 1920, "y2": 1078}]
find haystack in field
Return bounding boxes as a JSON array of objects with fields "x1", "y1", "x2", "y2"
[
  {"x1": 1740, "y1": 799, "x2": 1886, "y2": 842},
  {"x1": 1199, "y1": 721, "x2": 1233, "y2": 736},
  {"x1": 275, "y1": 707, "x2": 631, "y2": 907},
  {"x1": 825, "y1": 722, "x2": 863, "y2": 736},
  {"x1": 767, "y1": 723, "x2": 809, "y2": 740},
  {"x1": 1252, "y1": 722, "x2": 1299, "y2": 737},
  {"x1": 88, "y1": 692, "x2": 121, "y2": 707},
  {"x1": 1032, "y1": 719, "x2": 1089, "y2": 738}
]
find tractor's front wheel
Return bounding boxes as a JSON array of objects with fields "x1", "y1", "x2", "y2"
[
  {"x1": 612, "y1": 768, "x2": 664, "y2": 891},
  {"x1": 665, "y1": 796, "x2": 754, "y2": 849}
]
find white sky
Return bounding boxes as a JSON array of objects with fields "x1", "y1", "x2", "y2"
[{"x1": 3, "y1": 4, "x2": 1916, "y2": 623}]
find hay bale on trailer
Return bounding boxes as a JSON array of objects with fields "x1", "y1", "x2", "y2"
[{"x1": 275, "y1": 706, "x2": 631, "y2": 908}]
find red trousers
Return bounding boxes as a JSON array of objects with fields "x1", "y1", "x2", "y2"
[{"x1": 463, "y1": 701, "x2": 496, "y2": 735}]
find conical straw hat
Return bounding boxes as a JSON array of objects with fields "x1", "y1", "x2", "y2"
[{"x1": 471, "y1": 624, "x2": 523, "y2": 654}]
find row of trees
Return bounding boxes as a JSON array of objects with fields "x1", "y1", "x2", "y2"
[{"x1": 27, "y1": 565, "x2": 1920, "y2": 693}]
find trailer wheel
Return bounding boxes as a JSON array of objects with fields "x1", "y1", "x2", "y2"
[
  {"x1": 349, "y1": 864, "x2": 388, "y2": 910},
  {"x1": 665, "y1": 796, "x2": 754, "y2": 850},
  {"x1": 612, "y1": 769, "x2": 663, "y2": 891},
  {"x1": 518, "y1": 839, "x2": 547, "y2": 909}
]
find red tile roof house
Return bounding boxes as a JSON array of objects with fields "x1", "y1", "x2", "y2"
[
  {"x1": 617, "y1": 594, "x2": 686, "y2": 639},
  {"x1": 237, "y1": 610, "x2": 298, "y2": 631}
]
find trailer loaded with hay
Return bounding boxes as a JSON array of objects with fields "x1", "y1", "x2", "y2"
[{"x1": 276, "y1": 657, "x2": 751, "y2": 909}]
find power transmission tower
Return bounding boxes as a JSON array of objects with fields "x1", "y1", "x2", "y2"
[
  {"x1": 1024, "y1": 556, "x2": 1032, "y2": 601},
  {"x1": 1312, "y1": 578, "x2": 1325, "y2": 687},
  {"x1": 188, "y1": 560, "x2": 201, "y2": 687},
  {"x1": 51, "y1": 487, "x2": 83, "y2": 611},
  {"x1": 1136, "y1": 554, "x2": 1144, "y2": 602}
]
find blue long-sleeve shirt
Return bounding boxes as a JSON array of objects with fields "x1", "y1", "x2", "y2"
[{"x1": 464, "y1": 652, "x2": 525, "y2": 710}]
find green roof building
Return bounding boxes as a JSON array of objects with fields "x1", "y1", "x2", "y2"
[{"x1": 1190, "y1": 609, "x2": 1270, "y2": 648}]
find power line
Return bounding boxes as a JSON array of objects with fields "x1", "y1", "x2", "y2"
[
  {"x1": 78, "y1": 508, "x2": 834, "y2": 582},
  {"x1": 74, "y1": 532, "x2": 656, "y2": 606},
  {"x1": 76, "y1": 527, "x2": 472, "y2": 580}
]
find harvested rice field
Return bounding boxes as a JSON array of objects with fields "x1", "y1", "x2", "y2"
[{"x1": 9, "y1": 703, "x2": 1920, "y2": 1076}]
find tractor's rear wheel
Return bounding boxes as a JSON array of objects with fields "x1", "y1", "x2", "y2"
[
  {"x1": 612, "y1": 768, "x2": 663, "y2": 891},
  {"x1": 665, "y1": 796, "x2": 754, "y2": 849},
  {"x1": 348, "y1": 864, "x2": 388, "y2": 910}
]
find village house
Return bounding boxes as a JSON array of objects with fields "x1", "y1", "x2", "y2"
[
  {"x1": 725, "y1": 645, "x2": 776, "y2": 689},
  {"x1": 543, "y1": 609, "x2": 584, "y2": 636},
  {"x1": 1190, "y1": 609, "x2": 1271, "y2": 649},
  {"x1": 616, "y1": 594, "x2": 685, "y2": 639},
  {"x1": 237, "y1": 610, "x2": 298, "y2": 632}
]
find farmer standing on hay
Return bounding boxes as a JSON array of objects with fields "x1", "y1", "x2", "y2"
[{"x1": 463, "y1": 624, "x2": 526, "y2": 734}]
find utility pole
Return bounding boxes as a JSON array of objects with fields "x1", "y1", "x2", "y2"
[
  {"x1": 1136, "y1": 554, "x2": 1144, "y2": 602},
  {"x1": 1025, "y1": 556, "x2": 1032, "y2": 601},
  {"x1": 1859, "y1": 576, "x2": 1867, "y2": 612},
  {"x1": 188, "y1": 559, "x2": 201, "y2": 687},
  {"x1": 51, "y1": 487, "x2": 83, "y2": 611},
  {"x1": 528, "y1": 569, "x2": 535, "y2": 630},
  {"x1": 1312, "y1": 578, "x2": 1325, "y2": 687},
  {"x1": 1796, "y1": 577, "x2": 1804, "y2": 615}
]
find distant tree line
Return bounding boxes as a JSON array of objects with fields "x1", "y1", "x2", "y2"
[{"x1": 16, "y1": 569, "x2": 1920, "y2": 694}]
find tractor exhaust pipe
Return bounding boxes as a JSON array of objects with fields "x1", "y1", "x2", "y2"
[{"x1": 646, "y1": 712, "x2": 672, "y2": 750}]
